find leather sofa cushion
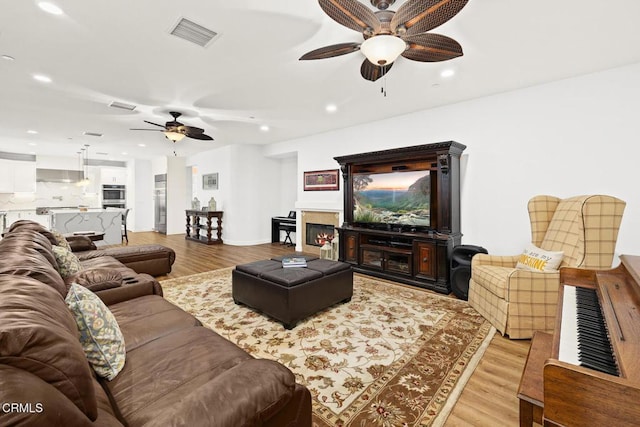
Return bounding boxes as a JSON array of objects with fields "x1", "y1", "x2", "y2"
[
  {"x1": 67, "y1": 235, "x2": 98, "y2": 252},
  {"x1": 0, "y1": 275, "x2": 98, "y2": 420},
  {"x1": 7, "y1": 219, "x2": 58, "y2": 246},
  {"x1": 104, "y1": 327, "x2": 253, "y2": 424},
  {"x1": 260, "y1": 268, "x2": 323, "y2": 287},
  {"x1": 306, "y1": 259, "x2": 351, "y2": 275},
  {"x1": 235, "y1": 259, "x2": 283, "y2": 276},
  {"x1": 0, "y1": 247, "x2": 67, "y2": 298},
  {"x1": 65, "y1": 268, "x2": 123, "y2": 292},
  {"x1": 0, "y1": 229, "x2": 59, "y2": 270},
  {"x1": 108, "y1": 295, "x2": 201, "y2": 351}
]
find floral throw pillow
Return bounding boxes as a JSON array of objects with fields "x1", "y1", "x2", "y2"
[
  {"x1": 50, "y1": 229, "x2": 73, "y2": 252},
  {"x1": 52, "y1": 245, "x2": 83, "y2": 278},
  {"x1": 65, "y1": 284, "x2": 126, "y2": 381},
  {"x1": 516, "y1": 244, "x2": 564, "y2": 272}
]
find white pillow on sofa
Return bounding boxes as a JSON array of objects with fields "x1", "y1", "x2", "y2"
[{"x1": 516, "y1": 244, "x2": 564, "y2": 272}]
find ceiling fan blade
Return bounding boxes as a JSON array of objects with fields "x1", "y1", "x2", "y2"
[
  {"x1": 300, "y1": 42, "x2": 361, "y2": 60},
  {"x1": 187, "y1": 133, "x2": 214, "y2": 141},
  {"x1": 401, "y1": 33, "x2": 462, "y2": 62},
  {"x1": 182, "y1": 125, "x2": 205, "y2": 134},
  {"x1": 130, "y1": 128, "x2": 163, "y2": 131},
  {"x1": 319, "y1": 0, "x2": 381, "y2": 34},
  {"x1": 143, "y1": 120, "x2": 166, "y2": 128},
  {"x1": 360, "y1": 59, "x2": 393, "y2": 81},
  {"x1": 391, "y1": 0, "x2": 469, "y2": 36}
]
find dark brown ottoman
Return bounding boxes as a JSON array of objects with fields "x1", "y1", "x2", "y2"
[{"x1": 232, "y1": 255, "x2": 353, "y2": 329}]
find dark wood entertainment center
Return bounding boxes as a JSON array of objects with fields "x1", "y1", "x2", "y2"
[{"x1": 334, "y1": 141, "x2": 466, "y2": 294}]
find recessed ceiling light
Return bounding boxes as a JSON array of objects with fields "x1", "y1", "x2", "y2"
[
  {"x1": 38, "y1": 2, "x2": 63, "y2": 15},
  {"x1": 27, "y1": 130, "x2": 38, "y2": 134},
  {"x1": 440, "y1": 69, "x2": 455, "y2": 78},
  {"x1": 29, "y1": 152, "x2": 36, "y2": 155},
  {"x1": 2, "y1": 55, "x2": 15, "y2": 61},
  {"x1": 121, "y1": 152, "x2": 128, "y2": 156},
  {"x1": 138, "y1": 143, "x2": 146, "y2": 147},
  {"x1": 33, "y1": 74, "x2": 52, "y2": 83},
  {"x1": 325, "y1": 104, "x2": 337, "y2": 113},
  {"x1": 28, "y1": 143, "x2": 37, "y2": 146},
  {"x1": 260, "y1": 125, "x2": 269, "y2": 132}
]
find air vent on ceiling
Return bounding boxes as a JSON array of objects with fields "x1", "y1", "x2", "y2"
[
  {"x1": 109, "y1": 101, "x2": 137, "y2": 111},
  {"x1": 170, "y1": 18, "x2": 218, "y2": 47},
  {"x1": 83, "y1": 132, "x2": 103, "y2": 137},
  {"x1": 95, "y1": 152, "x2": 109, "y2": 156}
]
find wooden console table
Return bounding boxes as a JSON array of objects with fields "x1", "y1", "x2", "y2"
[{"x1": 185, "y1": 210, "x2": 223, "y2": 245}]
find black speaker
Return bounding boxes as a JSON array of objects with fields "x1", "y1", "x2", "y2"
[{"x1": 451, "y1": 245, "x2": 488, "y2": 300}]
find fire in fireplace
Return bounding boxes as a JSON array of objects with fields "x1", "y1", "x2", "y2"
[{"x1": 306, "y1": 223, "x2": 335, "y2": 246}]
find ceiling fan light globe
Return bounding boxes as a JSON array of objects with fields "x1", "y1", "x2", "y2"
[
  {"x1": 360, "y1": 35, "x2": 406, "y2": 66},
  {"x1": 164, "y1": 130, "x2": 186, "y2": 142}
]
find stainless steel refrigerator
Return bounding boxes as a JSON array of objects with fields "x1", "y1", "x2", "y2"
[{"x1": 154, "y1": 174, "x2": 167, "y2": 234}]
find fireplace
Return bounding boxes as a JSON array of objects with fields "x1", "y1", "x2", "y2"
[
  {"x1": 306, "y1": 223, "x2": 335, "y2": 247},
  {"x1": 301, "y1": 210, "x2": 340, "y2": 254}
]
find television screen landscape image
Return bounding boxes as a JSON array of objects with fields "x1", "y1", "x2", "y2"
[{"x1": 353, "y1": 170, "x2": 430, "y2": 226}]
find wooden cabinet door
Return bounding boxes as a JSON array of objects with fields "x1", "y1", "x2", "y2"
[
  {"x1": 415, "y1": 241, "x2": 436, "y2": 280},
  {"x1": 345, "y1": 232, "x2": 358, "y2": 263}
]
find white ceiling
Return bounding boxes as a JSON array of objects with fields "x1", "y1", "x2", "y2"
[{"x1": 1, "y1": 0, "x2": 640, "y2": 161}]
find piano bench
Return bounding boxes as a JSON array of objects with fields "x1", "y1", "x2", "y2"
[{"x1": 280, "y1": 224, "x2": 296, "y2": 246}]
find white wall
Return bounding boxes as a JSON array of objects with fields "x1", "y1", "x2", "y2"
[
  {"x1": 263, "y1": 62, "x2": 640, "y2": 260},
  {"x1": 186, "y1": 145, "x2": 289, "y2": 245},
  {"x1": 166, "y1": 156, "x2": 187, "y2": 235}
]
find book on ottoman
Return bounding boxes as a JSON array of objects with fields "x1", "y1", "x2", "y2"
[{"x1": 282, "y1": 257, "x2": 307, "y2": 268}]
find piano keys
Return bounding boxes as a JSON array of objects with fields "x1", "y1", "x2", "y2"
[{"x1": 541, "y1": 255, "x2": 640, "y2": 426}]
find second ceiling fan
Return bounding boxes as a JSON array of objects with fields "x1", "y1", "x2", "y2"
[
  {"x1": 131, "y1": 111, "x2": 213, "y2": 142},
  {"x1": 300, "y1": 0, "x2": 469, "y2": 81}
]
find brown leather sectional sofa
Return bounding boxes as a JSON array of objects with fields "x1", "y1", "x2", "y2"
[{"x1": 0, "y1": 221, "x2": 312, "y2": 426}]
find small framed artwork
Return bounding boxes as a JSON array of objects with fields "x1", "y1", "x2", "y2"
[
  {"x1": 303, "y1": 169, "x2": 340, "y2": 191},
  {"x1": 202, "y1": 173, "x2": 219, "y2": 190}
]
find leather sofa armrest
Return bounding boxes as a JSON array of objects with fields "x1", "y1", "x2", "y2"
[
  {"x1": 97, "y1": 275, "x2": 163, "y2": 306},
  {"x1": 64, "y1": 268, "x2": 123, "y2": 292},
  {"x1": 149, "y1": 359, "x2": 304, "y2": 427}
]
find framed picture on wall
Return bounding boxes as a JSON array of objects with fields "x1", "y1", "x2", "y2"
[
  {"x1": 202, "y1": 173, "x2": 219, "y2": 190},
  {"x1": 303, "y1": 169, "x2": 340, "y2": 191}
]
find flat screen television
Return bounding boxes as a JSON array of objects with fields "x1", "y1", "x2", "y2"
[{"x1": 353, "y1": 169, "x2": 431, "y2": 228}]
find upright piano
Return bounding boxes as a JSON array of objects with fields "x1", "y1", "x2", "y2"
[{"x1": 522, "y1": 255, "x2": 640, "y2": 426}]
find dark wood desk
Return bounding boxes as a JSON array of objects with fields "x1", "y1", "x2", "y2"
[{"x1": 517, "y1": 331, "x2": 551, "y2": 427}]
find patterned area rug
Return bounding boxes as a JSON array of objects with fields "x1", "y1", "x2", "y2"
[{"x1": 161, "y1": 268, "x2": 495, "y2": 427}]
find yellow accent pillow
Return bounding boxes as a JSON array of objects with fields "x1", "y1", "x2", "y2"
[{"x1": 516, "y1": 244, "x2": 564, "y2": 272}]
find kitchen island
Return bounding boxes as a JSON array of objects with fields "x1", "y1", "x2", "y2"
[{"x1": 50, "y1": 209, "x2": 121, "y2": 245}]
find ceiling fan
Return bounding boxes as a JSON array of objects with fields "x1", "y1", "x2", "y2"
[
  {"x1": 131, "y1": 111, "x2": 213, "y2": 142},
  {"x1": 300, "y1": 0, "x2": 468, "y2": 81}
]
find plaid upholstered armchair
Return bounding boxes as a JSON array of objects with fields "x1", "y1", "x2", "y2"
[{"x1": 468, "y1": 195, "x2": 626, "y2": 339}]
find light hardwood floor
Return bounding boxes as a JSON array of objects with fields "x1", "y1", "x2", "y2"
[{"x1": 125, "y1": 231, "x2": 533, "y2": 427}]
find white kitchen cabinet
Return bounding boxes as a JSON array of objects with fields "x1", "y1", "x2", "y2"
[
  {"x1": 13, "y1": 161, "x2": 37, "y2": 192},
  {"x1": 0, "y1": 159, "x2": 36, "y2": 193},
  {"x1": 0, "y1": 160, "x2": 12, "y2": 192},
  {"x1": 85, "y1": 166, "x2": 102, "y2": 194},
  {"x1": 100, "y1": 167, "x2": 127, "y2": 185}
]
